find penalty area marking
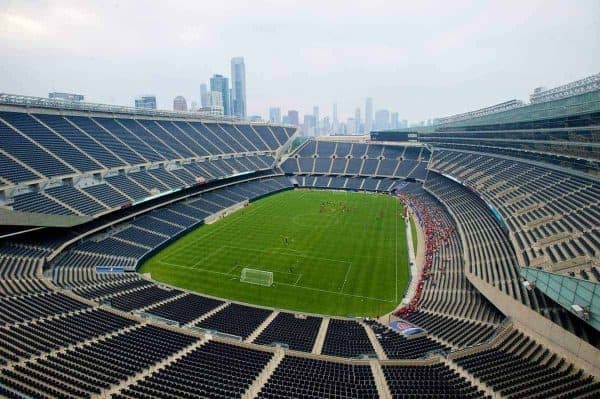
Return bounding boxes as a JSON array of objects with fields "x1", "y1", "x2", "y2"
[{"x1": 157, "y1": 261, "x2": 393, "y2": 303}]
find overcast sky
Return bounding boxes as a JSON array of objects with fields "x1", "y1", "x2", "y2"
[{"x1": 1, "y1": 0, "x2": 598, "y2": 122}]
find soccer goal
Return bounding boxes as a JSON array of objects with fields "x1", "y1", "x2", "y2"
[{"x1": 240, "y1": 268, "x2": 273, "y2": 287}]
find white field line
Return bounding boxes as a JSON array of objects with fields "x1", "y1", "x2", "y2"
[
  {"x1": 160, "y1": 253, "x2": 303, "y2": 280},
  {"x1": 225, "y1": 263, "x2": 242, "y2": 276},
  {"x1": 158, "y1": 262, "x2": 392, "y2": 303},
  {"x1": 173, "y1": 242, "x2": 389, "y2": 263},
  {"x1": 190, "y1": 246, "x2": 227, "y2": 269},
  {"x1": 222, "y1": 245, "x2": 352, "y2": 266},
  {"x1": 163, "y1": 195, "x2": 289, "y2": 260},
  {"x1": 159, "y1": 191, "x2": 399, "y2": 304},
  {"x1": 276, "y1": 280, "x2": 393, "y2": 303},
  {"x1": 159, "y1": 197, "x2": 269, "y2": 259},
  {"x1": 339, "y1": 262, "x2": 353, "y2": 293}
]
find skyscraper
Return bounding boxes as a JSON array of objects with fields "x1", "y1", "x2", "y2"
[
  {"x1": 173, "y1": 96, "x2": 187, "y2": 111},
  {"x1": 210, "y1": 74, "x2": 230, "y2": 116},
  {"x1": 287, "y1": 110, "x2": 299, "y2": 126},
  {"x1": 391, "y1": 112, "x2": 399, "y2": 129},
  {"x1": 134, "y1": 95, "x2": 156, "y2": 109},
  {"x1": 374, "y1": 109, "x2": 390, "y2": 130},
  {"x1": 303, "y1": 115, "x2": 316, "y2": 136},
  {"x1": 269, "y1": 107, "x2": 281, "y2": 123},
  {"x1": 354, "y1": 108, "x2": 361, "y2": 134},
  {"x1": 200, "y1": 83, "x2": 209, "y2": 108},
  {"x1": 332, "y1": 103, "x2": 338, "y2": 134},
  {"x1": 230, "y1": 57, "x2": 246, "y2": 117},
  {"x1": 346, "y1": 117, "x2": 356, "y2": 135},
  {"x1": 322, "y1": 116, "x2": 331, "y2": 134},
  {"x1": 365, "y1": 98, "x2": 373, "y2": 133},
  {"x1": 313, "y1": 106, "x2": 319, "y2": 135}
]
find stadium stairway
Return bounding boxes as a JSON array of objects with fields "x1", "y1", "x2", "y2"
[
  {"x1": 442, "y1": 357, "x2": 498, "y2": 398},
  {"x1": 369, "y1": 359, "x2": 393, "y2": 398},
  {"x1": 312, "y1": 317, "x2": 329, "y2": 354},
  {"x1": 443, "y1": 323, "x2": 516, "y2": 398},
  {"x1": 242, "y1": 348, "x2": 285, "y2": 399},
  {"x1": 182, "y1": 301, "x2": 230, "y2": 327},
  {"x1": 94, "y1": 279, "x2": 154, "y2": 302},
  {"x1": 98, "y1": 335, "x2": 209, "y2": 398},
  {"x1": 247, "y1": 310, "x2": 280, "y2": 343},
  {"x1": 133, "y1": 290, "x2": 189, "y2": 313},
  {"x1": 359, "y1": 320, "x2": 388, "y2": 360}
]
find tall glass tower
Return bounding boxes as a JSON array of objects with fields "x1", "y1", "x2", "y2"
[
  {"x1": 230, "y1": 57, "x2": 246, "y2": 118},
  {"x1": 210, "y1": 74, "x2": 231, "y2": 116}
]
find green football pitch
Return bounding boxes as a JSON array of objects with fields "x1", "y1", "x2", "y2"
[{"x1": 139, "y1": 189, "x2": 409, "y2": 316}]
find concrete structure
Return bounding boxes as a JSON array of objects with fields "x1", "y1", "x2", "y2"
[
  {"x1": 530, "y1": 72, "x2": 600, "y2": 104},
  {"x1": 198, "y1": 105, "x2": 224, "y2": 116},
  {"x1": 354, "y1": 108, "x2": 361, "y2": 134},
  {"x1": 173, "y1": 96, "x2": 187, "y2": 111},
  {"x1": 209, "y1": 91, "x2": 223, "y2": 108},
  {"x1": 48, "y1": 92, "x2": 84, "y2": 102}
]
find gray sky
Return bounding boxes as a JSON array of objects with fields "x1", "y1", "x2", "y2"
[{"x1": 1, "y1": 0, "x2": 598, "y2": 122}]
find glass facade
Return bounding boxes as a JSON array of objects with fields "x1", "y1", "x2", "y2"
[
  {"x1": 210, "y1": 74, "x2": 230, "y2": 116},
  {"x1": 520, "y1": 267, "x2": 600, "y2": 331},
  {"x1": 231, "y1": 57, "x2": 246, "y2": 118}
]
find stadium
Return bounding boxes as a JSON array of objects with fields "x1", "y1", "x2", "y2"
[{"x1": 0, "y1": 72, "x2": 599, "y2": 399}]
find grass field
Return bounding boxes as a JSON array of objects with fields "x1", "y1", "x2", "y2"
[
  {"x1": 140, "y1": 189, "x2": 409, "y2": 316},
  {"x1": 410, "y1": 216, "x2": 418, "y2": 256}
]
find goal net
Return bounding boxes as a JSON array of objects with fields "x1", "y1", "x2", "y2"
[{"x1": 240, "y1": 268, "x2": 273, "y2": 287}]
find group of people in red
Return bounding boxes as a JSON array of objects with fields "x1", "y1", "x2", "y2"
[{"x1": 394, "y1": 192, "x2": 455, "y2": 319}]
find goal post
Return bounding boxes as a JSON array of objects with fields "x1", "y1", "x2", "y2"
[{"x1": 240, "y1": 268, "x2": 273, "y2": 287}]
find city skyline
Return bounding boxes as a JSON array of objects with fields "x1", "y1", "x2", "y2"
[{"x1": 1, "y1": 1, "x2": 598, "y2": 122}]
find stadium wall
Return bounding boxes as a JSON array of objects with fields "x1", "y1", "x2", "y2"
[{"x1": 465, "y1": 269, "x2": 600, "y2": 378}]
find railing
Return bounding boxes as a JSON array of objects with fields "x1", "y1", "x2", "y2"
[
  {"x1": 420, "y1": 348, "x2": 451, "y2": 359},
  {"x1": 136, "y1": 311, "x2": 181, "y2": 327},
  {"x1": 189, "y1": 326, "x2": 243, "y2": 341},
  {"x1": 0, "y1": 93, "x2": 295, "y2": 128},
  {"x1": 447, "y1": 317, "x2": 513, "y2": 359}
]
